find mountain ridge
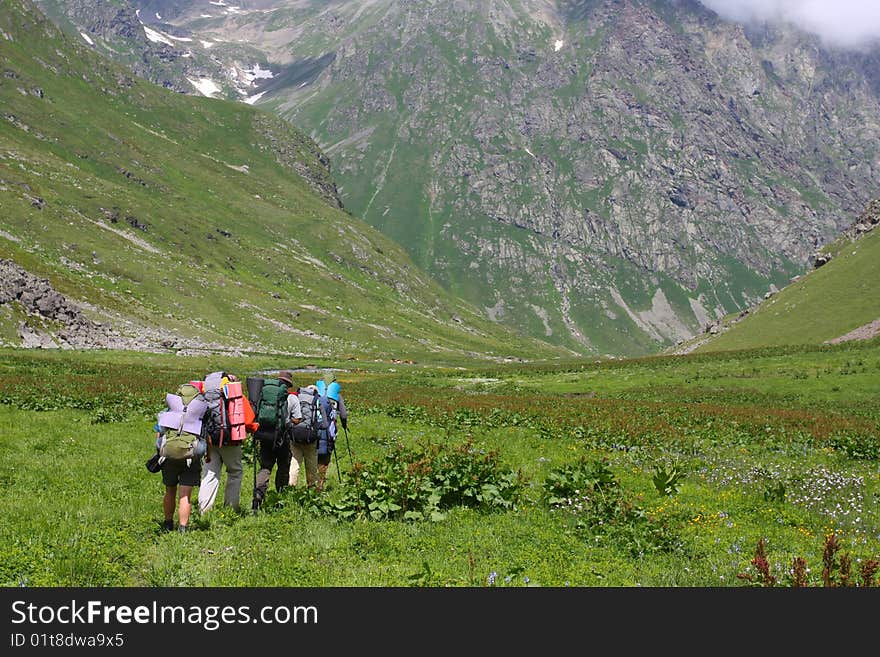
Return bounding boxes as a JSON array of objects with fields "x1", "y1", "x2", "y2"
[
  {"x1": 0, "y1": 0, "x2": 569, "y2": 363},
  {"x1": 25, "y1": 0, "x2": 880, "y2": 356}
]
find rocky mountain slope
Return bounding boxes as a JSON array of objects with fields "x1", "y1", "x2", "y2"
[
  {"x1": 31, "y1": 0, "x2": 880, "y2": 356},
  {"x1": 0, "y1": 0, "x2": 568, "y2": 363},
  {"x1": 672, "y1": 198, "x2": 880, "y2": 353}
]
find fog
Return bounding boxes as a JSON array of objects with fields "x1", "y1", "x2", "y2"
[{"x1": 698, "y1": 0, "x2": 880, "y2": 48}]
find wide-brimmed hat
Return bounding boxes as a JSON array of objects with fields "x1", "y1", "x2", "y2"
[{"x1": 277, "y1": 370, "x2": 293, "y2": 386}]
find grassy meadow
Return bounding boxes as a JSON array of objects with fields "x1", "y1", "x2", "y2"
[{"x1": 1, "y1": 339, "x2": 879, "y2": 587}]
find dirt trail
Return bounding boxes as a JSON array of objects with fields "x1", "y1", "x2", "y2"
[{"x1": 825, "y1": 318, "x2": 880, "y2": 344}]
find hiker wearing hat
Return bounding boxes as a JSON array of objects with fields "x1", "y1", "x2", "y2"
[
  {"x1": 252, "y1": 370, "x2": 301, "y2": 511},
  {"x1": 316, "y1": 371, "x2": 348, "y2": 491}
]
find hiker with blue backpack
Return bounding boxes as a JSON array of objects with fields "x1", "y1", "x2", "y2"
[
  {"x1": 315, "y1": 372, "x2": 348, "y2": 492},
  {"x1": 251, "y1": 371, "x2": 301, "y2": 511}
]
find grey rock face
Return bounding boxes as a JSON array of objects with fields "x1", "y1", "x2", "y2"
[
  {"x1": 0, "y1": 259, "x2": 123, "y2": 349},
  {"x1": 271, "y1": 1, "x2": 878, "y2": 354},
  {"x1": 32, "y1": 0, "x2": 880, "y2": 355}
]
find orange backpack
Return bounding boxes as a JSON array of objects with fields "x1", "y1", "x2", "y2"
[{"x1": 224, "y1": 380, "x2": 247, "y2": 443}]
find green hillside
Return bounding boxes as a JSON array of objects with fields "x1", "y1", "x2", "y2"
[
  {"x1": 691, "y1": 220, "x2": 880, "y2": 352},
  {"x1": 0, "y1": 0, "x2": 567, "y2": 363}
]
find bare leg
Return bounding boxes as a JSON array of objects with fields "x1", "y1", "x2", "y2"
[
  {"x1": 178, "y1": 485, "x2": 193, "y2": 528},
  {"x1": 163, "y1": 485, "x2": 177, "y2": 522}
]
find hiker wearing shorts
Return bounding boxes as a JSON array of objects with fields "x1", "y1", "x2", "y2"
[
  {"x1": 160, "y1": 452, "x2": 200, "y2": 533},
  {"x1": 153, "y1": 382, "x2": 208, "y2": 533}
]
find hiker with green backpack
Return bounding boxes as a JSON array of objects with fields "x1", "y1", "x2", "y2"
[
  {"x1": 153, "y1": 381, "x2": 210, "y2": 533},
  {"x1": 251, "y1": 370, "x2": 301, "y2": 511}
]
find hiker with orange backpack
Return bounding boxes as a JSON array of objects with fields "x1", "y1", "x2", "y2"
[{"x1": 198, "y1": 373, "x2": 259, "y2": 514}]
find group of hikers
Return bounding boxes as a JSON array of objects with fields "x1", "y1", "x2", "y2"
[{"x1": 149, "y1": 369, "x2": 348, "y2": 533}]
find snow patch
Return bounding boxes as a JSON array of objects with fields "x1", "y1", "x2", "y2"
[
  {"x1": 244, "y1": 91, "x2": 266, "y2": 105},
  {"x1": 143, "y1": 25, "x2": 173, "y2": 46},
  {"x1": 187, "y1": 77, "x2": 222, "y2": 97},
  {"x1": 244, "y1": 63, "x2": 274, "y2": 82},
  {"x1": 79, "y1": 32, "x2": 94, "y2": 46},
  {"x1": 554, "y1": 39, "x2": 564, "y2": 51}
]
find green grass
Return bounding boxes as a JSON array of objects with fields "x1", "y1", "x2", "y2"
[
  {"x1": 1, "y1": 340, "x2": 878, "y2": 587},
  {"x1": 0, "y1": 1, "x2": 565, "y2": 364},
  {"x1": 697, "y1": 227, "x2": 880, "y2": 351}
]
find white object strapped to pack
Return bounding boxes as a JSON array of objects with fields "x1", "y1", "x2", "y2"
[{"x1": 158, "y1": 393, "x2": 208, "y2": 437}]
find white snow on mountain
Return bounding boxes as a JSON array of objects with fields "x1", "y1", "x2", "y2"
[
  {"x1": 187, "y1": 77, "x2": 222, "y2": 97},
  {"x1": 143, "y1": 25, "x2": 173, "y2": 46}
]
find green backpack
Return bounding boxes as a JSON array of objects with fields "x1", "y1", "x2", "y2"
[{"x1": 255, "y1": 378, "x2": 289, "y2": 444}]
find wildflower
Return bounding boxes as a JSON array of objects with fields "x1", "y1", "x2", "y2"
[{"x1": 487, "y1": 571, "x2": 497, "y2": 586}]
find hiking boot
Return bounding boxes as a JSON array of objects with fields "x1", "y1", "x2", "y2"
[
  {"x1": 252, "y1": 494, "x2": 263, "y2": 512},
  {"x1": 177, "y1": 524, "x2": 188, "y2": 533},
  {"x1": 162, "y1": 519, "x2": 174, "y2": 532}
]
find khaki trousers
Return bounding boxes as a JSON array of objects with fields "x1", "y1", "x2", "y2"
[
  {"x1": 289, "y1": 441, "x2": 318, "y2": 488},
  {"x1": 198, "y1": 443, "x2": 244, "y2": 513}
]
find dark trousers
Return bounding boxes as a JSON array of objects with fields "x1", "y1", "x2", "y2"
[{"x1": 253, "y1": 435, "x2": 290, "y2": 507}]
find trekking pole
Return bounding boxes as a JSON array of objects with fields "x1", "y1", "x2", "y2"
[
  {"x1": 332, "y1": 443, "x2": 342, "y2": 482},
  {"x1": 343, "y1": 426, "x2": 353, "y2": 463}
]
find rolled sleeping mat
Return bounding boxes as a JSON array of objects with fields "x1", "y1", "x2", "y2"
[{"x1": 246, "y1": 376, "x2": 264, "y2": 414}]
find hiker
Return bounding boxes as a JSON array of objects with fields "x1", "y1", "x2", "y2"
[
  {"x1": 198, "y1": 373, "x2": 259, "y2": 514},
  {"x1": 252, "y1": 370, "x2": 301, "y2": 511},
  {"x1": 288, "y1": 383, "x2": 322, "y2": 489},
  {"x1": 315, "y1": 373, "x2": 348, "y2": 491},
  {"x1": 154, "y1": 382, "x2": 209, "y2": 533}
]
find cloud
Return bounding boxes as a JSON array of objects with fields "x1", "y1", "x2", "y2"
[{"x1": 697, "y1": 0, "x2": 880, "y2": 48}]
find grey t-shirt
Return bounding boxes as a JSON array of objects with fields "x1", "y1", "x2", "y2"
[{"x1": 287, "y1": 391, "x2": 302, "y2": 422}]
